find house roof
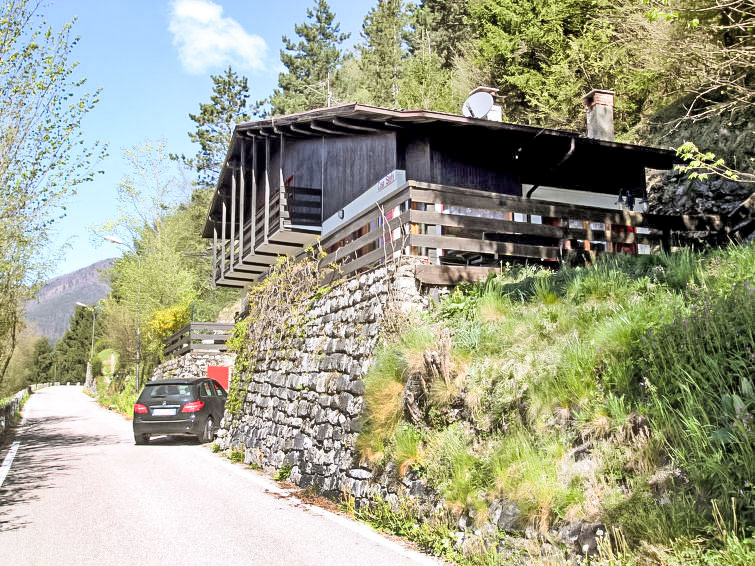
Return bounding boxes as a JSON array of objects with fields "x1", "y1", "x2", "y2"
[{"x1": 204, "y1": 103, "x2": 677, "y2": 237}]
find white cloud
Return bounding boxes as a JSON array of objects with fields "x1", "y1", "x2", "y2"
[{"x1": 169, "y1": 0, "x2": 267, "y2": 74}]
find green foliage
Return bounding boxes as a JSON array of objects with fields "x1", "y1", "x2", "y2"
[
  {"x1": 356, "y1": 324, "x2": 435, "y2": 463},
  {"x1": 358, "y1": 242, "x2": 755, "y2": 561},
  {"x1": 351, "y1": 495, "x2": 459, "y2": 559},
  {"x1": 95, "y1": 375, "x2": 138, "y2": 416},
  {"x1": 411, "y1": 0, "x2": 473, "y2": 69},
  {"x1": 31, "y1": 338, "x2": 54, "y2": 383},
  {"x1": 424, "y1": 424, "x2": 488, "y2": 515},
  {"x1": 638, "y1": 281, "x2": 755, "y2": 525},
  {"x1": 54, "y1": 305, "x2": 101, "y2": 384},
  {"x1": 357, "y1": 0, "x2": 410, "y2": 108},
  {"x1": 275, "y1": 463, "x2": 293, "y2": 481},
  {"x1": 98, "y1": 142, "x2": 239, "y2": 389},
  {"x1": 184, "y1": 66, "x2": 257, "y2": 187},
  {"x1": 389, "y1": 424, "x2": 424, "y2": 476},
  {"x1": 675, "y1": 141, "x2": 754, "y2": 183},
  {"x1": 228, "y1": 447, "x2": 244, "y2": 463},
  {"x1": 0, "y1": 0, "x2": 103, "y2": 385},
  {"x1": 269, "y1": 0, "x2": 349, "y2": 114}
]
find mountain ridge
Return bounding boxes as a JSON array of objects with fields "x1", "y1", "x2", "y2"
[{"x1": 25, "y1": 258, "x2": 114, "y2": 342}]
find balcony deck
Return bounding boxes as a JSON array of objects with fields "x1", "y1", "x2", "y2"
[{"x1": 213, "y1": 180, "x2": 730, "y2": 287}]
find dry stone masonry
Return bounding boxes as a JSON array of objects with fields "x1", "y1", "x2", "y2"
[
  {"x1": 216, "y1": 258, "x2": 429, "y2": 494},
  {"x1": 150, "y1": 352, "x2": 235, "y2": 382}
]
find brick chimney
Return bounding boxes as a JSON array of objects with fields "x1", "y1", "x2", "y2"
[{"x1": 582, "y1": 89, "x2": 615, "y2": 141}]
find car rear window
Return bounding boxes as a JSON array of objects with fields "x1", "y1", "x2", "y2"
[{"x1": 140, "y1": 383, "x2": 194, "y2": 402}]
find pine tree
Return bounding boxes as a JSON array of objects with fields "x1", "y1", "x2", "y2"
[
  {"x1": 30, "y1": 337, "x2": 53, "y2": 384},
  {"x1": 411, "y1": 0, "x2": 473, "y2": 68},
  {"x1": 358, "y1": 0, "x2": 410, "y2": 107},
  {"x1": 185, "y1": 66, "x2": 257, "y2": 187},
  {"x1": 54, "y1": 306, "x2": 95, "y2": 384},
  {"x1": 269, "y1": 0, "x2": 350, "y2": 115}
]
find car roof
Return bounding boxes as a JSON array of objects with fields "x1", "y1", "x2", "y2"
[{"x1": 144, "y1": 378, "x2": 207, "y2": 386}]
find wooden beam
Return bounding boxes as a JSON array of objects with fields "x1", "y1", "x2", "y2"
[
  {"x1": 308, "y1": 121, "x2": 351, "y2": 135},
  {"x1": 279, "y1": 133, "x2": 285, "y2": 232},
  {"x1": 409, "y1": 210, "x2": 655, "y2": 245},
  {"x1": 408, "y1": 182, "x2": 723, "y2": 231},
  {"x1": 321, "y1": 212, "x2": 410, "y2": 266},
  {"x1": 409, "y1": 234, "x2": 561, "y2": 261},
  {"x1": 221, "y1": 199, "x2": 227, "y2": 277},
  {"x1": 230, "y1": 165, "x2": 236, "y2": 268},
  {"x1": 251, "y1": 137, "x2": 257, "y2": 251},
  {"x1": 331, "y1": 117, "x2": 381, "y2": 133},
  {"x1": 415, "y1": 265, "x2": 499, "y2": 286},
  {"x1": 212, "y1": 225, "x2": 217, "y2": 284},
  {"x1": 264, "y1": 137, "x2": 270, "y2": 245},
  {"x1": 289, "y1": 123, "x2": 318, "y2": 136},
  {"x1": 239, "y1": 140, "x2": 245, "y2": 260}
]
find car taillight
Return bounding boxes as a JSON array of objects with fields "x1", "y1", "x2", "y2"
[
  {"x1": 181, "y1": 400, "x2": 205, "y2": 413},
  {"x1": 134, "y1": 403, "x2": 148, "y2": 414}
]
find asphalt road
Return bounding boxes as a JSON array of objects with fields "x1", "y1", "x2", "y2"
[{"x1": 0, "y1": 386, "x2": 441, "y2": 565}]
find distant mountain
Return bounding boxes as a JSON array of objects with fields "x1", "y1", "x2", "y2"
[{"x1": 26, "y1": 258, "x2": 114, "y2": 343}]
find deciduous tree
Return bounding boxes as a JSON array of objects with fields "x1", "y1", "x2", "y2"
[{"x1": 0, "y1": 0, "x2": 102, "y2": 385}]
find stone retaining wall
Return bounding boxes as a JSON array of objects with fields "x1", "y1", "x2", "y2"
[
  {"x1": 217, "y1": 258, "x2": 429, "y2": 494},
  {"x1": 151, "y1": 352, "x2": 235, "y2": 382}
]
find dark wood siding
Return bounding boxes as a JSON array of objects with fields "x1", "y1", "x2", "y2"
[
  {"x1": 322, "y1": 133, "x2": 397, "y2": 219},
  {"x1": 283, "y1": 137, "x2": 323, "y2": 192},
  {"x1": 429, "y1": 133, "x2": 521, "y2": 195},
  {"x1": 400, "y1": 135, "x2": 431, "y2": 182}
]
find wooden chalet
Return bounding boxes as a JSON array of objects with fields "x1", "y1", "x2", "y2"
[{"x1": 203, "y1": 102, "x2": 721, "y2": 288}]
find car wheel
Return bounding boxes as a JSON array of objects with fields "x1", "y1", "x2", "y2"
[
  {"x1": 134, "y1": 433, "x2": 150, "y2": 445},
  {"x1": 202, "y1": 417, "x2": 215, "y2": 443}
]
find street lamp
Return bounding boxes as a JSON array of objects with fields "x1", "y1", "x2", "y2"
[
  {"x1": 105, "y1": 234, "x2": 142, "y2": 391},
  {"x1": 76, "y1": 302, "x2": 97, "y2": 392}
]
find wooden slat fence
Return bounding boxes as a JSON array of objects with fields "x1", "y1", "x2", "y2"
[
  {"x1": 319, "y1": 181, "x2": 728, "y2": 278},
  {"x1": 163, "y1": 323, "x2": 235, "y2": 358}
]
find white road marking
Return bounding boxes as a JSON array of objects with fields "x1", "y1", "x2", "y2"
[{"x1": 0, "y1": 441, "x2": 20, "y2": 488}]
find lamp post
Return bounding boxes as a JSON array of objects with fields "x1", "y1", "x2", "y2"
[
  {"x1": 75, "y1": 301, "x2": 97, "y2": 391},
  {"x1": 105, "y1": 234, "x2": 142, "y2": 391}
]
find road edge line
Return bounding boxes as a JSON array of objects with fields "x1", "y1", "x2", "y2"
[{"x1": 0, "y1": 441, "x2": 21, "y2": 488}]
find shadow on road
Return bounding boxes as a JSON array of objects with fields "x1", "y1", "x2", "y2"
[{"x1": 0, "y1": 415, "x2": 121, "y2": 533}]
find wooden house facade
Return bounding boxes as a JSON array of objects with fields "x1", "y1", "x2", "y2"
[{"x1": 203, "y1": 103, "x2": 701, "y2": 288}]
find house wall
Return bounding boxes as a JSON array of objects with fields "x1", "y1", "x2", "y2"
[
  {"x1": 283, "y1": 138, "x2": 323, "y2": 192},
  {"x1": 397, "y1": 130, "x2": 521, "y2": 195},
  {"x1": 322, "y1": 133, "x2": 398, "y2": 219}
]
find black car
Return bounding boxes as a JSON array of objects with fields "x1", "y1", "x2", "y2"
[{"x1": 132, "y1": 378, "x2": 227, "y2": 445}]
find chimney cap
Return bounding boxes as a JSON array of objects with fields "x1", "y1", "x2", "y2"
[
  {"x1": 582, "y1": 89, "x2": 615, "y2": 108},
  {"x1": 469, "y1": 86, "x2": 500, "y2": 97}
]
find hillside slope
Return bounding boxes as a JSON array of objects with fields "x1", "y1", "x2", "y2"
[
  {"x1": 25, "y1": 258, "x2": 113, "y2": 342},
  {"x1": 356, "y1": 244, "x2": 754, "y2": 565}
]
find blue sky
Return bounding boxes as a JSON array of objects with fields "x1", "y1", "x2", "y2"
[{"x1": 45, "y1": 0, "x2": 372, "y2": 277}]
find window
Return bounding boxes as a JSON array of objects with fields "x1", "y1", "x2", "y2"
[
  {"x1": 211, "y1": 381, "x2": 227, "y2": 398},
  {"x1": 200, "y1": 381, "x2": 214, "y2": 397}
]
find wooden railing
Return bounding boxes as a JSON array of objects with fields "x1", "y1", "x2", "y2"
[
  {"x1": 163, "y1": 323, "x2": 235, "y2": 358},
  {"x1": 320, "y1": 181, "x2": 727, "y2": 278}
]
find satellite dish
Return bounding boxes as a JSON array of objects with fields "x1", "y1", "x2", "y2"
[{"x1": 462, "y1": 91, "x2": 494, "y2": 119}]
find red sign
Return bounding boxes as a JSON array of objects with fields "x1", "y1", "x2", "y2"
[{"x1": 207, "y1": 366, "x2": 230, "y2": 390}]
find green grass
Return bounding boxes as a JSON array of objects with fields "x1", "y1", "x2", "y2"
[{"x1": 356, "y1": 243, "x2": 755, "y2": 563}]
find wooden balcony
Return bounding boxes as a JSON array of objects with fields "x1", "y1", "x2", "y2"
[
  {"x1": 163, "y1": 323, "x2": 235, "y2": 358},
  {"x1": 319, "y1": 181, "x2": 726, "y2": 280},
  {"x1": 213, "y1": 184, "x2": 322, "y2": 287}
]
